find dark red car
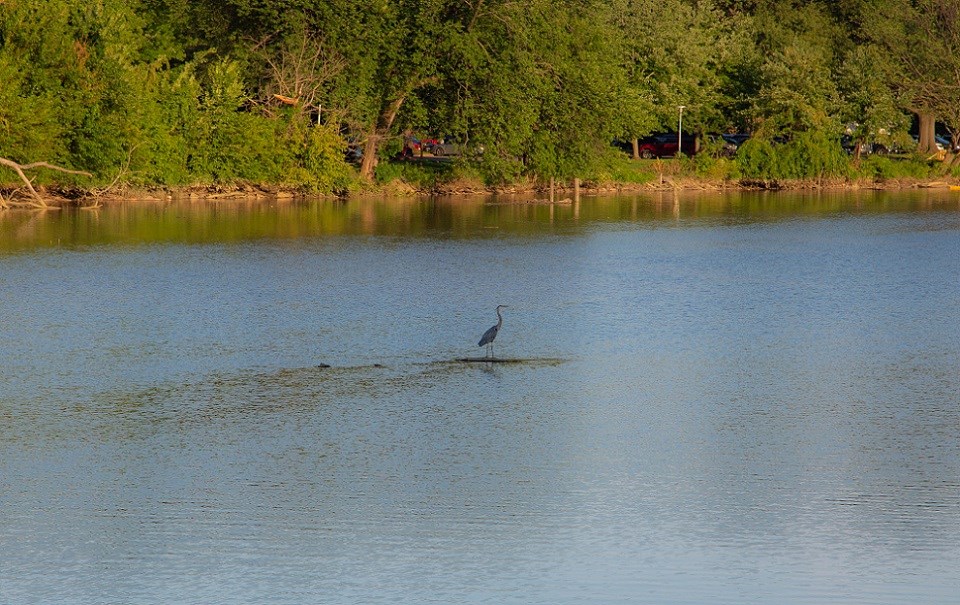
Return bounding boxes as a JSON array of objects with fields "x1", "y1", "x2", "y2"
[{"x1": 636, "y1": 133, "x2": 698, "y2": 158}]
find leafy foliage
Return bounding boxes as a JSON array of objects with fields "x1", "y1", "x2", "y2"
[
  {"x1": 0, "y1": 0, "x2": 955, "y2": 192},
  {"x1": 737, "y1": 132, "x2": 848, "y2": 180}
]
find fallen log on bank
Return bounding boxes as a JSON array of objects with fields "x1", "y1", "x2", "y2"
[{"x1": 0, "y1": 157, "x2": 92, "y2": 208}]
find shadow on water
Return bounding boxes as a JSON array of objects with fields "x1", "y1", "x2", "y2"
[
  {"x1": 1, "y1": 189, "x2": 958, "y2": 253},
  {"x1": 447, "y1": 357, "x2": 568, "y2": 365},
  {"x1": 48, "y1": 358, "x2": 570, "y2": 445}
]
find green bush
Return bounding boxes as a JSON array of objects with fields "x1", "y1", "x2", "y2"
[
  {"x1": 782, "y1": 131, "x2": 849, "y2": 179},
  {"x1": 290, "y1": 123, "x2": 355, "y2": 193},
  {"x1": 475, "y1": 152, "x2": 525, "y2": 186},
  {"x1": 136, "y1": 69, "x2": 204, "y2": 185},
  {"x1": 854, "y1": 154, "x2": 937, "y2": 180},
  {"x1": 0, "y1": 53, "x2": 65, "y2": 166},
  {"x1": 569, "y1": 146, "x2": 658, "y2": 185},
  {"x1": 374, "y1": 159, "x2": 447, "y2": 189},
  {"x1": 736, "y1": 131, "x2": 847, "y2": 181},
  {"x1": 608, "y1": 165, "x2": 657, "y2": 185},
  {"x1": 691, "y1": 154, "x2": 740, "y2": 181},
  {"x1": 948, "y1": 160, "x2": 960, "y2": 178},
  {"x1": 735, "y1": 138, "x2": 779, "y2": 179}
]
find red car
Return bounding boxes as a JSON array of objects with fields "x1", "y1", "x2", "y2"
[{"x1": 636, "y1": 133, "x2": 698, "y2": 158}]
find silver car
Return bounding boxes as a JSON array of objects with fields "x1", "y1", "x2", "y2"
[{"x1": 431, "y1": 138, "x2": 484, "y2": 157}]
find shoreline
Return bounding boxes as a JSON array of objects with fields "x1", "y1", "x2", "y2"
[{"x1": 2, "y1": 176, "x2": 959, "y2": 208}]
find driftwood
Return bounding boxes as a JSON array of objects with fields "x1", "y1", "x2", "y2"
[
  {"x1": 272, "y1": 93, "x2": 299, "y2": 106},
  {"x1": 0, "y1": 157, "x2": 92, "y2": 208}
]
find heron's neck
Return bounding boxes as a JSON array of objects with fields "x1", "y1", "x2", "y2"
[{"x1": 496, "y1": 308, "x2": 503, "y2": 326}]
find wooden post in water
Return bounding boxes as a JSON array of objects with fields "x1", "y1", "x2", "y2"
[
  {"x1": 573, "y1": 177, "x2": 580, "y2": 219},
  {"x1": 549, "y1": 177, "x2": 555, "y2": 203}
]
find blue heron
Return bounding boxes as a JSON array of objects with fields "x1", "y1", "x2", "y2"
[{"x1": 478, "y1": 305, "x2": 508, "y2": 358}]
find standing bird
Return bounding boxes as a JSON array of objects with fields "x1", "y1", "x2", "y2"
[{"x1": 478, "y1": 305, "x2": 508, "y2": 358}]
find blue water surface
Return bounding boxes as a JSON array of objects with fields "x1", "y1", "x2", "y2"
[{"x1": 1, "y1": 191, "x2": 958, "y2": 604}]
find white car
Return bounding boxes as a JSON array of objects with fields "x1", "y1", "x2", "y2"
[{"x1": 431, "y1": 138, "x2": 484, "y2": 157}]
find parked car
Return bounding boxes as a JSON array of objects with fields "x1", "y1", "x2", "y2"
[
  {"x1": 636, "y1": 133, "x2": 697, "y2": 158},
  {"x1": 872, "y1": 142, "x2": 899, "y2": 155},
  {"x1": 841, "y1": 135, "x2": 873, "y2": 156},
  {"x1": 936, "y1": 134, "x2": 959, "y2": 153},
  {"x1": 719, "y1": 133, "x2": 750, "y2": 156},
  {"x1": 431, "y1": 137, "x2": 484, "y2": 157},
  {"x1": 345, "y1": 143, "x2": 363, "y2": 163},
  {"x1": 419, "y1": 137, "x2": 440, "y2": 154},
  {"x1": 911, "y1": 134, "x2": 952, "y2": 152}
]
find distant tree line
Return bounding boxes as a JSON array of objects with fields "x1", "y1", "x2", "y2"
[{"x1": 0, "y1": 0, "x2": 958, "y2": 192}]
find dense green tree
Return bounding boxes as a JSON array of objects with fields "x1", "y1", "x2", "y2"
[
  {"x1": 836, "y1": 44, "x2": 909, "y2": 157},
  {"x1": 746, "y1": 1, "x2": 844, "y2": 138},
  {"x1": 614, "y1": 0, "x2": 741, "y2": 157},
  {"x1": 3, "y1": 0, "x2": 956, "y2": 193},
  {"x1": 861, "y1": 0, "x2": 959, "y2": 154},
  {"x1": 193, "y1": 0, "x2": 457, "y2": 181},
  {"x1": 443, "y1": 0, "x2": 629, "y2": 180}
]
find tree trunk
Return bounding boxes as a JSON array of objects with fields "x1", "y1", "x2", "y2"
[
  {"x1": 631, "y1": 138, "x2": 639, "y2": 160},
  {"x1": 358, "y1": 95, "x2": 408, "y2": 181},
  {"x1": 358, "y1": 134, "x2": 380, "y2": 181},
  {"x1": 358, "y1": 77, "x2": 438, "y2": 182},
  {"x1": 917, "y1": 111, "x2": 937, "y2": 154}
]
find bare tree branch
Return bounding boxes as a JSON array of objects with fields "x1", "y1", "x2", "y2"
[
  {"x1": 253, "y1": 30, "x2": 347, "y2": 121},
  {"x1": 17, "y1": 162, "x2": 93, "y2": 176},
  {"x1": 0, "y1": 157, "x2": 92, "y2": 208}
]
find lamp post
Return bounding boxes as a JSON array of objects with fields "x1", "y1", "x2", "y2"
[{"x1": 677, "y1": 105, "x2": 685, "y2": 158}]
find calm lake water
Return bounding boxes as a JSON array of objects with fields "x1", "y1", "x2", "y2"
[{"x1": 1, "y1": 190, "x2": 959, "y2": 604}]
